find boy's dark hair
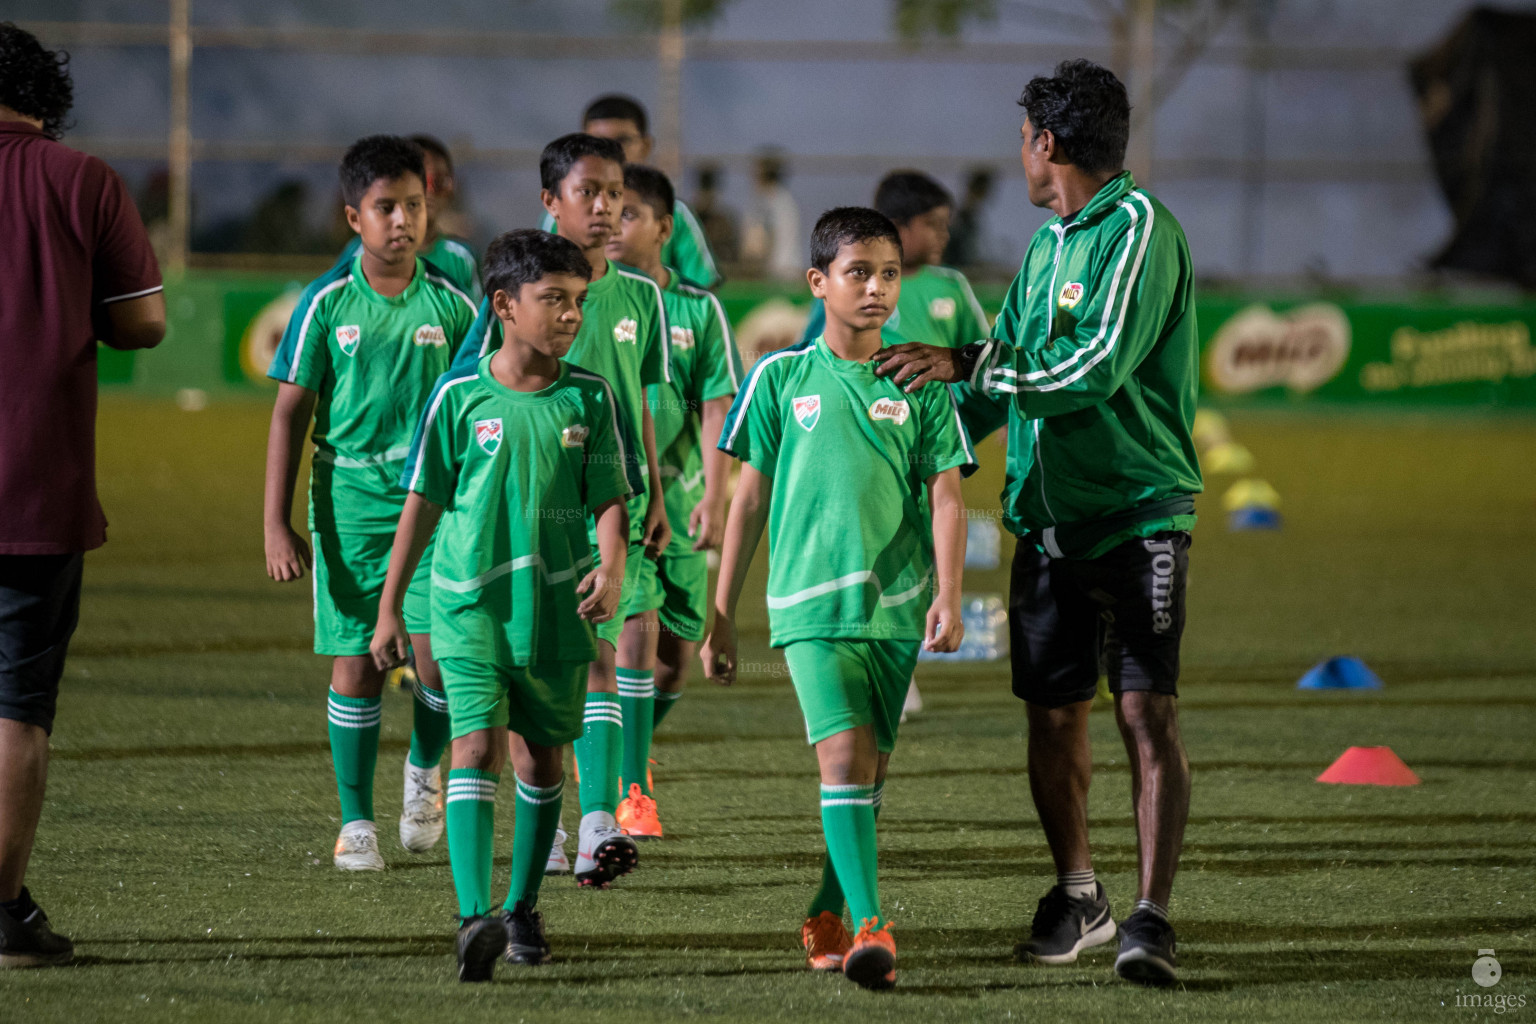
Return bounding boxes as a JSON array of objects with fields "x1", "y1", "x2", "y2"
[
  {"x1": 874, "y1": 170, "x2": 954, "y2": 226},
  {"x1": 810, "y1": 207, "x2": 903, "y2": 273},
  {"x1": 408, "y1": 134, "x2": 452, "y2": 168},
  {"x1": 339, "y1": 135, "x2": 426, "y2": 207},
  {"x1": 0, "y1": 23, "x2": 74, "y2": 141},
  {"x1": 482, "y1": 228, "x2": 593, "y2": 299},
  {"x1": 1017, "y1": 59, "x2": 1130, "y2": 176},
  {"x1": 582, "y1": 93, "x2": 648, "y2": 135},
  {"x1": 540, "y1": 132, "x2": 625, "y2": 193},
  {"x1": 623, "y1": 164, "x2": 675, "y2": 221}
]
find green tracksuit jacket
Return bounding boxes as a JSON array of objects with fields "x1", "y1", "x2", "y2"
[{"x1": 966, "y1": 171, "x2": 1203, "y2": 559}]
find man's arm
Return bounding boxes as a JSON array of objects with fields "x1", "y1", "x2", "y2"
[
  {"x1": 699, "y1": 462, "x2": 771, "y2": 686},
  {"x1": 263, "y1": 382, "x2": 317, "y2": 581},
  {"x1": 924, "y1": 467, "x2": 966, "y2": 653},
  {"x1": 369, "y1": 492, "x2": 444, "y2": 669},
  {"x1": 100, "y1": 292, "x2": 167, "y2": 351}
]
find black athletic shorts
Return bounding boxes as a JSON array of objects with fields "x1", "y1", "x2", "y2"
[
  {"x1": 1007, "y1": 531, "x2": 1189, "y2": 708},
  {"x1": 0, "y1": 554, "x2": 84, "y2": 734}
]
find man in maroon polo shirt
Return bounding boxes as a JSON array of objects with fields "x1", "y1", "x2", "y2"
[{"x1": 0, "y1": 23, "x2": 165, "y2": 968}]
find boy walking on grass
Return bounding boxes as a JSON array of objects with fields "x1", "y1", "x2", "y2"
[
  {"x1": 372, "y1": 229, "x2": 638, "y2": 982},
  {"x1": 702, "y1": 207, "x2": 975, "y2": 990}
]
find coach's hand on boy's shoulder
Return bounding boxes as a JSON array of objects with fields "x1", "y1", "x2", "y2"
[
  {"x1": 700, "y1": 618, "x2": 738, "y2": 687},
  {"x1": 576, "y1": 566, "x2": 621, "y2": 624},
  {"x1": 264, "y1": 524, "x2": 312, "y2": 582},
  {"x1": 369, "y1": 611, "x2": 410, "y2": 672},
  {"x1": 923, "y1": 592, "x2": 965, "y2": 654},
  {"x1": 871, "y1": 342, "x2": 963, "y2": 393}
]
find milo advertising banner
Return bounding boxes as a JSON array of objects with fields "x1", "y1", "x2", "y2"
[
  {"x1": 104, "y1": 271, "x2": 1536, "y2": 409},
  {"x1": 1198, "y1": 296, "x2": 1536, "y2": 407}
]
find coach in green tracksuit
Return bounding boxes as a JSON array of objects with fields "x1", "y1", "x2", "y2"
[{"x1": 874, "y1": 59, "x2": 1198, "y2": 988}]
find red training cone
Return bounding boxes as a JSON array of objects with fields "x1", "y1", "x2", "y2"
[{"x1": 1316, "y1": 746, "x2": 1420, "y2": 786}]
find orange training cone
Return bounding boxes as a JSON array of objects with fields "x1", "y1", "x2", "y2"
[{"x1": 1316, "y1": 746, "x2": 1420, "y2": 786}]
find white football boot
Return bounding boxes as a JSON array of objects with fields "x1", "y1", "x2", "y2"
[
  {"x1": 545, "y1": 827, "x2": 572, "y2": 875},
  {"x1": 399, "y1": 761, "x2": 446, "y2": 852},
  {"x1": 334, "y1": 820, "x2": 385, "y2": 871}
]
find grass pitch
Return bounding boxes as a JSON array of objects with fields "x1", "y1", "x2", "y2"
[{"x1": 5, "y1": 399, "x2": 1534, "y2": 1022}]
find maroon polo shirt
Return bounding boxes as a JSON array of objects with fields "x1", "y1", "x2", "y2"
[{"x1": 0, "y1": 120, "x2": 162, "y2": 554}]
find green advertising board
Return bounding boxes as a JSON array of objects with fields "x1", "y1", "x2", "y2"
[{"x1": 107, "y1": 270, "x2": 1536, "y2": 410}]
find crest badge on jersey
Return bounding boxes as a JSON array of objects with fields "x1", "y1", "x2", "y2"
[
  {"x1": 561, "y1": 424, "x2": 589, "y2": 448},
  {"x1": 414, "y1": 324, "x2": 447, "y2": 347},
  {"x1": 335, "y1": 325, "x2": 361, "y2": 356},
  {"x1": 929, "y1": 297, "x2": 956, "y2": 321},
  {"x1": 670, "y1": 325, "x2": 695, "y2": 351},
  {"x1": 792, "y1": 395, "x2": 821, "y2": 432},
  {"x1": 474, "y1": 418, "x2": 503, "y2": 454},
  {"x1": 1058, "y1": 282, "x2": 1085, "y2": 310},
  {"x1": 868, "y1": 397, "x2": 911, "y2": 426},
  {"x1": 614, "y1": 317, "x2": 639, "y2": 344}
]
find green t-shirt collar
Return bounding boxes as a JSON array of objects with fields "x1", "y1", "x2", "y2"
[{"x1": 349, "y1": 253, "x2": 424, "y2": 306}]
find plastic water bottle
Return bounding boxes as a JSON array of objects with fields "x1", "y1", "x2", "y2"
[
  {"x1": 965, "y1": 517, "x2": 1001, "y2": 570},
  {"x1": 917, "y1": 592, "x2": 1007, "y2": 662}
]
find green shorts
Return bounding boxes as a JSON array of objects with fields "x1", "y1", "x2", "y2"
[
  {"x1": 311, "y1": 531, "x2": 432, "y2": 656},
  {"x1": 635, "y1": 547, "x2": 709, "y2": 642},
  {"x1": 781, "y1": 638, "x2": 921, "y2": 753},
  {"x1": 438, "y1": 658, "x2": 588, "y2": 747},
  {"x1": 593, "y1": 541, "x2": 648, "y2": 649}
]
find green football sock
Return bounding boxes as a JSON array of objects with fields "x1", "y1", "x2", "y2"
[
  {"x1": 807, "y1": 782, "x2": 883, "y2": 919},
  {"x1": 652, "y1": 689, "x2": 683, "y2": 729},
  {"x1": 326, "y1": 689, "x2": 381, "y2": 825},
  {"x1": 574, "y1": 694, "x2": 622, "y2": 815},
  {"x1": 407, "y1": 678, "x2": 451, "y2": 770},
  {"x1": 446, "y1": 769, "x2": 498, "y2": 918},
  {"x1": 504, "y1": 775, "x2": 564, "y2": 910},
  {"x1": 616, "y1": 668, "x2": 656, "y2": 797},
  {"x1": 818, "y1": 783, "x2": 882, "y2": 929}
]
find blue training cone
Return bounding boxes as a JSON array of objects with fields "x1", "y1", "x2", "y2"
[
  {"x1": 1228, "y1": 505, "x2": 1283, "y2": 531},
  {"x1": 1297, "y1": 656, "x2": 1383, "y2": 691}
]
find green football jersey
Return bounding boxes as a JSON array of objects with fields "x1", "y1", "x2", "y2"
[
  {"x1": 402, "y1": 355, "x2": 641, "y2": 665},
  {"x1": 719, "y1": 336, "x2": 977, "y2": 647},
  {"x1": 269, "y1": 254, "x2": 478, "y2": 533},
  {"x1": 337, "y1": 234, "x2": 482, "y2": 301},
  {"x1": 649, "y1": 269, "x2": 745, "y2": 549},
  {"x1": 798, "y1": 264, "x2": 989, "y2": 349},
  {"x1": 540, "y1": 199, "x2": 721, "y2": 288},
  {"x1": 451, "y1": 259, "x2": 669, "y2": 540}
]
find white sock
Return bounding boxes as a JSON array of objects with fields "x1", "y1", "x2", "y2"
[
  {"x1": 1058, "y1": 868, "x2": 1097, "y2": 900},
  {"x1": 1134, "y1": 897, "x2": 1169, "y2": 921}
]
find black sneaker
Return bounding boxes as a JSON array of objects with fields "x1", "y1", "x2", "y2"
[
  {"x1": 456, "y1": 913, "x2": 505, "y2": 983},
  {"x1": 503, "y1": 901, "x2": 551, "y2": 966},
  {"x1": 0, "y1": 890, "x2": 73, "y2": 969},
  {"x1": 1014, "y1": 882, "x2": 1116, "y2": 965},
  {"x1": 1114, "y1": 909, "x2": 1178, "y2": 986}
]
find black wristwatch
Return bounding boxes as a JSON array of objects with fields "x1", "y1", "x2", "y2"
[{"x1": 955, "y1": 342, "x2": 988, "y2": 383}]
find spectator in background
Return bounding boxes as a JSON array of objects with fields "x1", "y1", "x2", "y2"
[
  {"x1": 741, "y1": 150, "x2": 802, "y2": 281},
  {"x1": 691, "y1": 162, "x2": 739, "y2": 267},
  {"x1": 943, "y1": 166, "x2": 995, "y2": 269},
  {"x1": 0, "y1": 23, "x2": 165, "y2": 968}
]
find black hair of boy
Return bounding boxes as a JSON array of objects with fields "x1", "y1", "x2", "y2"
[
  {"x1": 809, "y1": 206, "x2": 903, "y2": 273},
  {"x1": 408, "y1": 133, "x2": 452, "y2": 168},
  {"x1": 622, "y1": 164, "x2": 676, "y2": 221},
  {"x1": 482, "y1": 228, "x2": 593, "y2": 300},
  {"x1": 339, "y1": 135, "x2": 426, "y2": 207},
  {"x1": 1017, "y1": 58, "x2": 1130, "y2": 175},
  {"x1": 0, "y1": 22, "x2": 74, "y2": 141},
  {"x1": 874, "y1": 171, "x2": 954, "y2": 227},
  {"x1": 582, "y1": 94, "x2": 648, "y2": 135},
  {"x1": 539, "y1": 133, "x2": 626, "y2": 193}
]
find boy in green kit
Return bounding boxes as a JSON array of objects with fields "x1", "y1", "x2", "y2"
[
  {"x1": 702, "y1": 208, "x2": 975, "y2": 990},
  {"x1": 451, "y1": 133, "x2": 670, "y2": 881},
  {"x1": 605, "y1": 165, "x2": 744, "y2": 838},
  {"x1": 372, "y1": 229, "x2": 638, "y2": 983},
  {"x1": 264, "y1": 136, "x2": 478, "y2": 871}
]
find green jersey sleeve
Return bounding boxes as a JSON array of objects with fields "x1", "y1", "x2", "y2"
[
  {"x1": 633, "y1": 271, "x2": 671, "y2": 388},
  {"x1": 720, "y1": 345, "x2": 799, "y2": 477},
  {"x1": 665, "y1": 199, "x2": 723, "y2": 289},
  {"x1": 947, "y1": 268, "x2": 990, "y2": 348},
  {"x1": 575, "y1": 371, "x2": 640, "y2": 514},
  {"x1": 403, "y1": 375, "x2": 468, "y2": 508},
  {"x1": 916, "y1": 382, "x2": 981, "y2": 480},
  {"x1": 267, "y1": 264, "x2": 350, "y2": 390},
  {"x1": 971, "y1": 197, "x2": 1187, "y2": 418},
  {"x1": 678, "y1": 281, "x2": 744, "y2": 401}
]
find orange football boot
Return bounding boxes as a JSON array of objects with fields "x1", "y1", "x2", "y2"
[
  {"x1": 801, "y1": 911, "x2": 853, "y2": 971},
  {"x1": 615, "y1": 783, "x2": 663, "y2": 840},
  {"x1": 843, "y1": 918, "x2": 896, "y2": 990}
]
